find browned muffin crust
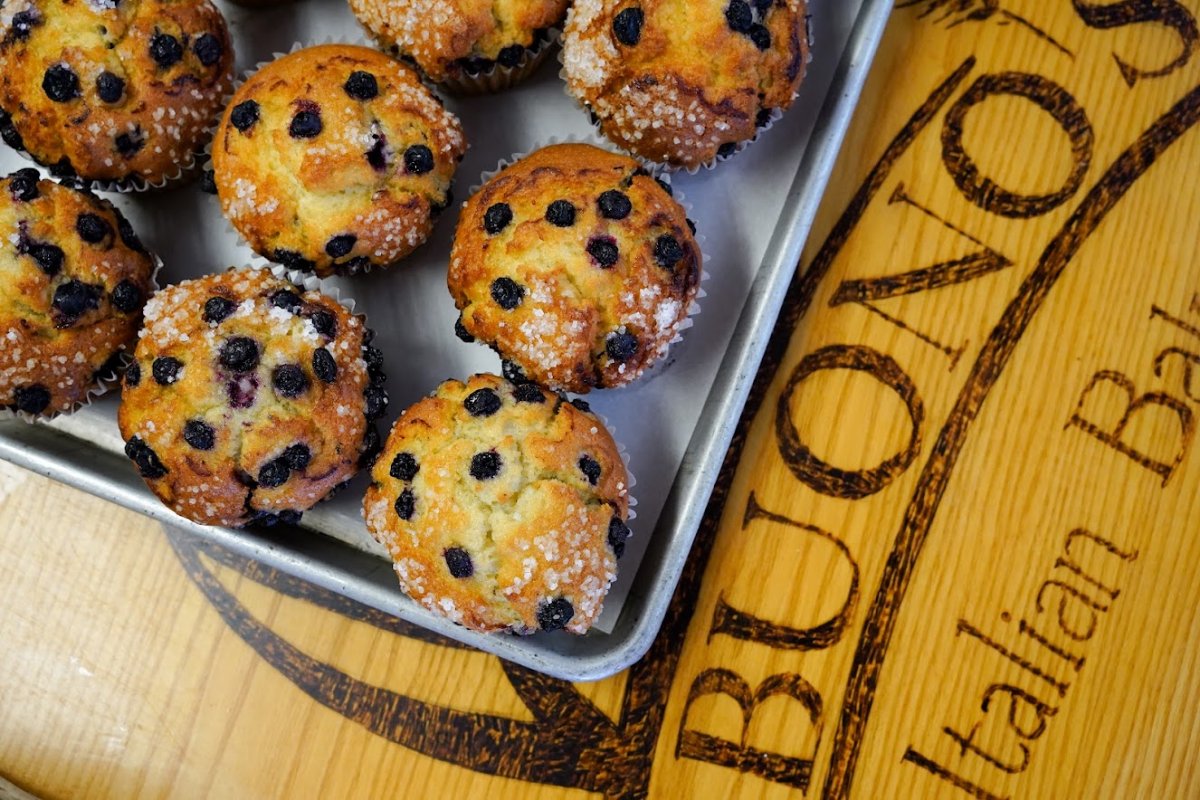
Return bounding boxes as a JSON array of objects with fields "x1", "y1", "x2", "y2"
[
  {"x1": 562, "y1": 0, "x2": 810, "y2": 169},
  {"x1": 349, "y1": 0, "x2": 566, "y2": 85},
  {"x1": 0, "y1": 0, "x2": 234, "y2": 184},
  {"x1": 449, "y1": 143, "x2": 701, "y2": 394},
  {"x1": 118, "y1": 268, "x2": 388, "y2": 527},
  {"x1": 1, "y1": 169, "x2": 155, "y2": 416},
  {"x1": 212, "y1": 45, "x2": 466, "y2": 278},
  {"x1": 364, "y1": 373, "x2": 630, "y2": 635}
]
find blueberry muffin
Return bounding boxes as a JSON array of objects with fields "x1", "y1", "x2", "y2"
[
  {"x1": 348, "y1": 0, "x2": 565, "y2": 92},
  {"x1": 211, "y1": 45, "x2": 466, "y2": 278},
  {"x1": 562, "y1": 0, "x2": 811, "y2": 169},
  {"x1": 0, "y1": 0, "x2": 234, "y2": 186},
  {"x1": 118, "y1": 268, "x2": 388, "y2": 527},
  {"x1": 1, "y1": 169, "x2": 155, "y2": 417},
  {"x1": 364, "y1": 373, "x2": 631, "y2": 634},
  {"x1": 449, "y1": 143, "x2": 701, "y2": 394}
]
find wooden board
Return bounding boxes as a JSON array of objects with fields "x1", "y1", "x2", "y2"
[{"x1": 4, "y1": 3, "x2": 1200, "y2": 797}]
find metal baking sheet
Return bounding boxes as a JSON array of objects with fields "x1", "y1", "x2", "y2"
[{"x1": 0, "y1": 0, "x2": 889, "y2": 680}]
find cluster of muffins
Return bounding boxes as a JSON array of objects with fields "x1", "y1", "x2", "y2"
[
  {"x1": 361, "y1": 142, "x2": 692, "y2": 635},
  {"x1": 0, "y1": 0, "x2": 816, "y2": 638},
  {"x1": 341, "y1": 0, "x2": 812, "y2": 168}
]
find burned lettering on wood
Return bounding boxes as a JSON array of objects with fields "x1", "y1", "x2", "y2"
[
  {"x1": 942, "y1": 72, "x2": 1094, "y2": 218},
  {"x1": 830, "y1": 185, "x2": 1012, "y2": 308},
  {"x1": 829, "y1": 183, "x2": 1014, "y2": 368},
  {"x1": 1067, "y1": 303, "x2": 1200, "y2": 484},
  {"x1": 1072, "y1": 0, "x2": 1199, "y2": 86},
  {"x1": 905, "y1": 526, "x2": 1137, "y2": 796},
  {"x1": 775, "y1": 345, "x2": 926, "y2": 499},
  {"x1": 1152, "y1": 303, "x2": 1200, "y2": 401},
  {"x1": 707, "y1": 492, "x2": 860, "y2": 651},
  {"x1": 1067, "y1": 370, "x2": 1195, "y2": 482},
  {"x1": 896, "y1": 0, "x2": 1075, "y2": 59},
  {"x1": 675, "y1": 669, "x2": 822, "y2": 791}
]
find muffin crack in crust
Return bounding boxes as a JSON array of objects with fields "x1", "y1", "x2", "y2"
[
  {"x1": 0, "y1": 0, "x2": 234, "y2": 183},
  {"x1": 449, "y1": 143, "x2": 700, "y2": 393},
  {"x1": 212, "y1": 45, "x2": 466, "y2": 277},
  {"x1": 562, "y1": 0, "x2": 810, "y2": 168},
  {"x1": 364, "y1": 374, "x2": 629, "y2": 635},
  {"x1": 118, "y1": 268, "x2": 386, "y2": 527}
]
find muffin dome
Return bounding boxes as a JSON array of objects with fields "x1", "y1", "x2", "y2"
[
  {"x1": 364, "y1": 373, "x2": 631, "y2": 634},
  {"x1": 562, "y1": 0, "x2": 810, "y2": 169},
  {"x1": 1, "y1": 169, "x2": 155, "y2": 416},
  {"x1": 211, "y1": 45, "x2": 466, "y2": 278},
  {"x1": 449, "y1": 143, "x2": 701, "y2": 394},
  {"x1": 349, "y1": 0, "x2": 566, "y2": 89},
  {"x1": 0, "y1": 0, "x2": 234, "y2": 185},
  {"x1": 118, "y1": 267, "x2": 388, "y2": 527}
]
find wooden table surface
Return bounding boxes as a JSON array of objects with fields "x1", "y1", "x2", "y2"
[{"x1": 5, "y1": 3, "x2": 1200, "y2": 798}]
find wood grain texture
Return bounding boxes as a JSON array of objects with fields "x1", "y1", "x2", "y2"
[{"x1": 3, "y1": 3, "x2": 1200, "y2": 798}]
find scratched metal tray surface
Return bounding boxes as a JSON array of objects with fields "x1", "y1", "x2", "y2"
[{"x1": 0, "y1": 0, "x2": 888, "y2": 680}]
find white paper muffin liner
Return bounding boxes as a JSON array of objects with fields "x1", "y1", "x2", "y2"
[
  {"x1": 2, "y1": 122, "x2": 209, "y2": 194},
  {"x1": 351, "y1": 8, "x2": 561, "y2": 96},
  {"x1": 3, "y1": 245, "x2": 164, "y2": 424},
  {"x1": 556, "y1": 3, "x2": 814, "y2": 174},
  {"x1": 263, "y1": 262, "x2": 363, "y2": 318},
  {"x1": 462, "y1": 134, "x2": 710, "y2": 393},
  {"x1": 592, "y1": 409, "x2": 638, "y2": 521},
  {"x1": 438, "y1": 28, "x2": 561, "y2": 95},
  {"x1": 200, "y1": 38, "x2": 462, "y2": 278}
]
